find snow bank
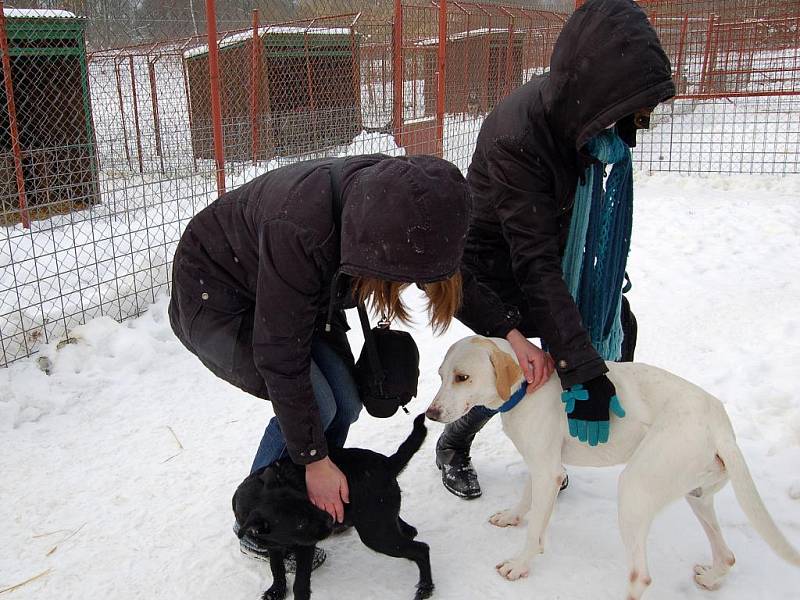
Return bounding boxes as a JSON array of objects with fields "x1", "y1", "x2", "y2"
[{"x1": 4, "y1": 9, "x2": 77, "y2": 19}]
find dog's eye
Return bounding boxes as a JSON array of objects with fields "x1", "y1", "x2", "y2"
[{"x1": 454, "y1": 374, "x2": 470, "y2": 383}]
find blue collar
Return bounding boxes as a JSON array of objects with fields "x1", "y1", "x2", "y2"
[{"x1": 497, "y1": 381, "x2": 528, "y2": 413}]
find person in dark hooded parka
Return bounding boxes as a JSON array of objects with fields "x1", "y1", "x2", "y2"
[
  {"x1": 434, "y1": 0, "x2": 677, "y2": 499},
  {"x1": 169, "y1": 154, "x2": 470, "y2": 561}
]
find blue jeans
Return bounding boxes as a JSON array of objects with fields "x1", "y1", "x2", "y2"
[{"x1": 250, "y1": 337, "x2": 362, "y2": 473}]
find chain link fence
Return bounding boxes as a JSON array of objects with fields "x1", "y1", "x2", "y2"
[
  {"x1": 636, "y1": 0, "x2": 800, "y2": 173},
  {"x1": 1, "y1": 0, "x2": 799, "y2": 366}
]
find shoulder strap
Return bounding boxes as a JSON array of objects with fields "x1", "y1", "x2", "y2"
[{"x1": 357, "y1": 303, "x2": 385, "y2": 388}]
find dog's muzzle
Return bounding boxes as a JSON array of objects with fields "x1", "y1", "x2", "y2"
[{"x1": 425, "y1": 405, "x2": 442, "y2": 421}]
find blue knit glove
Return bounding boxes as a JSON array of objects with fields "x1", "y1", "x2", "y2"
[{"x1": 561, "y1": 374, "x2": 625, "y2": 446}]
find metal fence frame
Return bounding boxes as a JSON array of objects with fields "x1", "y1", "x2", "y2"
[{"x1": 1, "y1": 0, "x2": 799, "y2": 366}]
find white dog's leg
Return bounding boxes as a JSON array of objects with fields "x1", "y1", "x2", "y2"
[
  {"x1": 490, "y1": 473, "x2": 532, "y2": 528},
  {"x1": 618, "y1": 423, "x2": 712, "y2": 600},
  {"x1": 618, "y1": 472, "x2": 658, "y2": 600},
  {"x1": 687, "y1": 479, "x2": 735, "y2": 590},
  {"x1": 496, "y1": 465, "x2": 564, "y2": 581}
]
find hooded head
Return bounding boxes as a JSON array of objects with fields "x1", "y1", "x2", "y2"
[
  {"x1": 543, "y1": 0, "x2": 676, "y2": 151},
  {"x1": 338, "y1": 155, "x2": 470, "y2": 284}
]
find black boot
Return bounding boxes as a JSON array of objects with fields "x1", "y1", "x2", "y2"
[{"x1": 435, "y1": 407, "x2": 494, "y2": 499}]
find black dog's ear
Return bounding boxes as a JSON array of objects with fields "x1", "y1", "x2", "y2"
[{"x1": 238, "y1": 512, "x2": 269, "y2": 538}]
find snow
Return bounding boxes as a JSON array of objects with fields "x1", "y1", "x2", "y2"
[
  {"x1": 414, "y1": 28, "x2": 522, "y2": 47},
  {"x1": 2, "y1": 172, "x2": 799, "y2": 599},
  {"x1": 184, "y1": 26, "x2": 353, "y2": 59},
  {"x1": 3, "y1": 9, "x2": 77, "y2": 19}
]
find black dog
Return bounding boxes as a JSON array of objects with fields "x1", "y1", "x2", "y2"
[{"x1": 233, "y1": 414, "x2": 433, "y2": 600}]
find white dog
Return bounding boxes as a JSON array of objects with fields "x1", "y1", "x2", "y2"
[{"x1": 425, "y1": 335, "x2": 799, "y2": 599}]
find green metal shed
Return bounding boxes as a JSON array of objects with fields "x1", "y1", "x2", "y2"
[{"x1": 0, "y1": 8, "x2": 97, "y2": 226}]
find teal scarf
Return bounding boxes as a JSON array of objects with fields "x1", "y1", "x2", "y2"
[{"x1": 562, "y1": 129, "x2": 633, "y2": 361}]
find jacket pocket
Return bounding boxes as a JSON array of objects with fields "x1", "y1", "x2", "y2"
[{"x1": 176, "y1": 273, "x2": 252, "y2": 374}]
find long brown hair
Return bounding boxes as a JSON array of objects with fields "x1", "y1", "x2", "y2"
[{"x1": 351, "y1": 271, "x2": 462, "y2": 335}]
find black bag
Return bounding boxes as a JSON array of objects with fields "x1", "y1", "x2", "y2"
[
  {"x1": 354, "y1": 304, "x2": 420, "y2": 418},
  {"x1": 329, "y1": 159, "x2": 421, "y2": 418}
]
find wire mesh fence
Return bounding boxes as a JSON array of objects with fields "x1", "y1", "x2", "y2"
[
  {"x1": 1, "y1": 0, "x2": 799, "y2": 366},
  {"x1": 636, "y1": 0, "x2": 800, "y2": 173}
]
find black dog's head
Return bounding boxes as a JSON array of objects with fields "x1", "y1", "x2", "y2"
[{"x1": 234, "y1": 470, "x2": 335, "y2": 548}]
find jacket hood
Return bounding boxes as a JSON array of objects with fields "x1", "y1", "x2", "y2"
[
  {"x1": 543, "y1": 0, "x2": 676, "y2": 151},
  {"x1": 338, "y1": 155, "x2": 470, "y2": 284}
]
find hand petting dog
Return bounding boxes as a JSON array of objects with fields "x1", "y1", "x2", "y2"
[
  {"x1": 505, "y1": 328, "x2": 554, "y2": 394},
  {"x1": 305, "y1": 457, "x2": 349, "y2": 523}
]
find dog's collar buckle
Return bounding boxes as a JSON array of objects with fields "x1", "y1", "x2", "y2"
[{"x1": 497, "y1": 381, "x2": 528, "y2": 413}]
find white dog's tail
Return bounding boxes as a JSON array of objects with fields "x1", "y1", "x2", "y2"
[{"x1": 717, "y1": 440, "x2": 800, "y2": 567}]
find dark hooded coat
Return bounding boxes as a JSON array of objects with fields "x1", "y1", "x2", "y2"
[
  {"x1": 169, "y1": 155, "x2": 469, "y2": 464},
  {"x1": 457, "y1": 0, "x2": 675, "y2": 387}
]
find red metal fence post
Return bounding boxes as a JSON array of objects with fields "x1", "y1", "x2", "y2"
[
  {"x1": 180, "y1": 54, "x2": 198, "y2": 173},
  {"x1": 392, "y1": 0, "x2": 404, "y2": 147},
  {"x1": 0, "y1": 1, "x2": 30, "y2": 228},
  {"x1": 250, "y1": 9, "x2": 261, "y2": 164},
  {"x1": 699, "y1": 14, "x2": 717, "y2": 96},
  {"x1": 148, "y1": 56, "x2": 165, "y2": 174},
  {"x1": 128, "y1": 55, "x2": 145, "y2": 174},
  {"x1": 303, "y1": 24, "x2": 318, "y2": 145},
  {"x1": 350, "y1": 14, "x2": 362, "y2": 139},
  {"x1": 436, "y1": 0, "x2": 447, "y2": 157},
  {"x1": 115, "y1": 58, "x2": 133, "y2": 171},
  {"x1": 304, "y1": 26, "x2": 316, "y2": 116},
  {"x1": 673, "y1": 14, "x2": 689, "y2": 96},
  {"x1": 205, "y1": 0, "x2": 226, "y2": 196},
  {"x1": 500, "y1": 7, "x2": 515, "y2": 98},
  {"x1": 477, "y1": 4, "x2": 491, "y2": 113},
  {"x1": 459, "y1": 3, "x2": 470, "y2": 98}
]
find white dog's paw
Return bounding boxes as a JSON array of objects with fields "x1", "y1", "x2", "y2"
[
  {"x1": 495, "y1": 558, "x2": 530, "y2": 580},
  {"x1": 693, "y1": 564, "x2": 724, "y2": 590},
  {"x1": 489, "y1": 509, "x2": 522, "y2": 528}
]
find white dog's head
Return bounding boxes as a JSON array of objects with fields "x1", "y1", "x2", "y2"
[{"x1": 425, "y1": 336, "x2": 523, "y2": 423}]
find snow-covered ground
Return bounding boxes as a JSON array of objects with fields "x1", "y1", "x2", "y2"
[{"x1": 1, "y1": 172, "x2": 799, "y2": 599}]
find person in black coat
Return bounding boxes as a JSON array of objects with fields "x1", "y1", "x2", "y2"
[
  {"x1": 169, "y1": 154, "x2": 470, "y2": 556},
  {"x1": 435, "y1": 0, "x2": 677, "y2": 499}
]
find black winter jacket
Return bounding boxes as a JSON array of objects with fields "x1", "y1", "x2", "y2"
[
  {"x1": 169, "y1": 155, "x2": 469, "y2": 464},
  {"x1": 457, "y1": 0, "x2": 675, "y2": 387}
]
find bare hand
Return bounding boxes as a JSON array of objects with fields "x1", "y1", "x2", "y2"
[
  {"x1": 505, "y1": 329, "x2": 554, "y2": 393},
  {"x1": 305, "y1": 457, "x2": 349, "y2": 523}
]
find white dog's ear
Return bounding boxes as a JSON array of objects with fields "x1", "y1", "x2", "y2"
[{"x1": 488, "y1": 344, "x2": 523, "y2": 401}]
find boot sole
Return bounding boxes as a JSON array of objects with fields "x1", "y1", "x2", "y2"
[
  {"x1": 436, "y1": 466, "x2": 568, "y2": 498},
  {"x1": 443, "y1": 484, "x2": 482, "y2": 499},
  {"x1": 437, "y1": 463, "x2": 482, "y2": 499}
]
